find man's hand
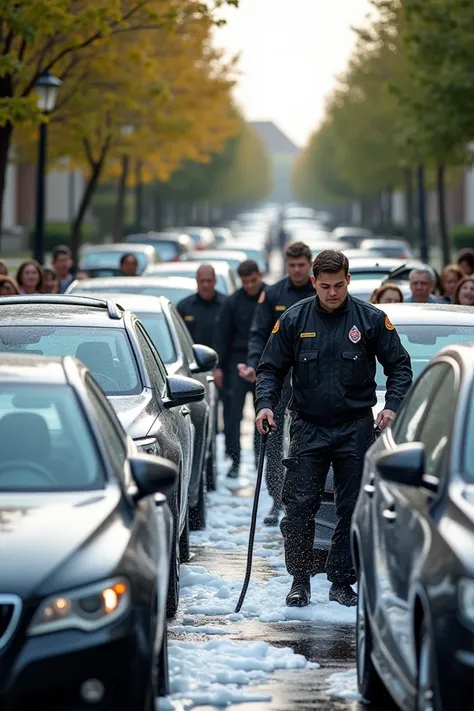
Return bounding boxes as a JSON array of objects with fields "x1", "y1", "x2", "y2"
[
  {"x1": 238, "y1": 363, "x2": 256, "y2": 383},
  {"x1": 214, "y1": 368, "x2": 224, "y2": 389},
  {"x1": 375, "y1": 409, "x2": 396, "y2": 431},
  {"x1": 256, "y1": 408, "x2": 276, "y2": 435}
]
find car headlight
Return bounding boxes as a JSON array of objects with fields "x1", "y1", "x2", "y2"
[
  {"x1": 458, "y1": 578, "x2": 474, "y2": 623},
  {"x1": 28, "y1": 578, "x2": 130, "y2": 636},
  {"x1": 135, "y1": 436, "x2": 160, "y2": 456}
]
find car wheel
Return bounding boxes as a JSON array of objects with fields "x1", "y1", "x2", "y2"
[
  {"x1": 166, "y1": 493, "x2": 180, "y2": 619},
  {"x1": 189, "y1": 471, "x2": 207, "y2": 531},
  {"x1": 144, "y1": 663, "x2": 157, "y2": 711},
  {"x1": 417, "y1": 622, "x2": 439, "y2": 711},
  {"x1": 157, "y1": 623, "x2": 170, "y2": 697},
  {"x1": 357, "y1": 573, "x2": 391, "y2": 705},
  {"x1": 179, "y1": 507, "x2": 190, "y2": 563},
  {"x1": 206, "y1": 436, "x2": 217, "y2": 491}
]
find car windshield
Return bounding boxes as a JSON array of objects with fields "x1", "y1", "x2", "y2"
[
  {"x1": 0, "y1": 326, "x2": 141, "y2": 396},
  {"x1": 153, "y1": 241, "x2": 179, "y2": 261},
  {"x1": 376, "y1": 325, "x2": 474, "y2": 390},
  {"x1": 350, "y1": 270, "x2": 391, "y2": 280},
  {"x1": 82, "y1": 250, "x2": 147, "y2": 270},
  {"x1": 135, "y1": 312, "x2": 177, "y2": 364},
  {"x1": 73, "y1": 284, "x2": 195, "y2": 306},
  {"x1": 0, "y1": 384, "x2": 104, "y2": 491}
]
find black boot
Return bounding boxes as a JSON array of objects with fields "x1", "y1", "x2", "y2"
[
  {"x1": 263, "y1": 503, "x2": 282, "y2": 527},
  {"x1": 286, "y1": 576, "x2": 311, "y2": 608},
  {"x1": 226, "y1": 462, "x2": 239, "y2": 478},
  {"x1": 329, "y1": 583, "x2": 358, "y2": 607}
]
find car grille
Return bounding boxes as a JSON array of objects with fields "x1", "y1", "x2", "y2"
[{"x1": 0, "y1": 596, "x2": 21, "y2": 649}]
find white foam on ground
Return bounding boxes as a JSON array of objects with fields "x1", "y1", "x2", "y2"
[{"x1": 326, "y1": 669, "x2": 362, "y2": 702}]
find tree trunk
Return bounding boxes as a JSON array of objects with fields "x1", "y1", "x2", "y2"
[
  {"x1": 436, "y1": 164, "x2": 450, "y2": 267},
  {"x1": 404, "y1": 167, "x2": 415, "y2": 245},
  {"x1": 153, "y1": 184, "x2": 164, "y2": 230},
  {"x1": 112, "y1": 154, "x2": 130, "y2": 242},
  {"x1": 135, "y1": 159, "x2": 143, "y2": 232},
  {"x1": 0, "y1": 122, "x2": 14, "y2": 251},
  {"x1": 385, "y1": 186, "x2": 393, "y2": 235},
  {"x1": 417, "y1": 164, "x2": 429, "y2": 263}
]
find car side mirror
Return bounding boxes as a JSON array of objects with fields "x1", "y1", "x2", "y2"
[
  {"x1": 190, "y1": 344, "x2": 218, "y2": 374},
  {"x1": 163, "y1": 374, "x2": 205, "y2": 409},
  {"x1": 130, "y1": 454, "x2": 178, "y2": 501},
  {"x1": 375, "y1": 442, "x2": 437, "y2": 492}
]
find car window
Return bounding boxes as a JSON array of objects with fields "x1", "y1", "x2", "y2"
[
  {"x1": 135, "y1": 324, "x2": 167, "y2": 394},
  {"x1": 416, "y1": 366, "x2": 457, "y2": 479},
  {"x1": 81, "y1": 250, "x2": 148, "y2": 270},
  {"x1": 135, "y1": 312, "x2": 177, "y2": 366},
  {"x1": 153, "y1": 241, "x2": 179, "y2": 261},
  {"x1": 0, "y1": 384, "x2": 104, "y2": 490},
  {"x1": 376, "y1": 325, "x2": 474, "y2": 390},
  {"x1": 392, "y1": 363, "x2": 448, "y2": 445},
  {"x1": 85, "y1": 374, "x2": 127, "y2": 475}
]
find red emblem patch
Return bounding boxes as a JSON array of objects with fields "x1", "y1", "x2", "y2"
[{"x1": 348, "y1": 325, "x2": 361, "y2": 344}]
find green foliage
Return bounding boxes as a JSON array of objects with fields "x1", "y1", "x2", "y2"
[
  {"x1": 29, "y1": 222, "x2": 94, "y2": 252},
  {"x1": 450, "y1": 226, "x2": 474, "y2": 252}
]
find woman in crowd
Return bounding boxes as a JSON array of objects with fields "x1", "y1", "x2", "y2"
[
  {"x1": 16, "y1": 260, "x2": 43, "y2": 295},
  {"x1": 0, "y1": 259, "x2": 8, "y2": 276},
  {"x1": 41, "y1": 268, "x2": 59, "y2": 294},
  {"x1": 440, "y1": 264, "x2": 464, "y2": 303},
  {"x1": 456, "y1": 249, "x2": 474, "y2": 276},
  {"x1": 454, "y1": 276, "x2": 474, "y2": 306},
  {"x1": 0, "y1": 275, "x2": 20, "y2": 296},
  {"x1": 370, "y1": 283, "x2": 404, "y2": 305}
]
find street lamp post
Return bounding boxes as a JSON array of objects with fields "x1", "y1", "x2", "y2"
[{"x1": 33, "y1": 71, "x2": 62, "y2": 265}]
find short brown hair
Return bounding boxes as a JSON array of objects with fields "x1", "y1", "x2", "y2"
[
  {"x1": 370, "y1": 283, "x2": 404, "y2": 304},
  {"x1": 312, "y1": 250, "x2": 349, "y2": 279},
  {"x1": 454, "y1": 275, "x2": 474, "y2": 304},
  {"x1": 284, "y1": 241, "x2": 312, "y2": 262},
  {"x1": 237, "y1": 259, "x2": 260, "y2": 278},
  {"x1": 457, "y1": 248, "x2": 474, "y2": 272},
  {"x1": 0, "y1": 275, "x2": 20, "y2": 295},
  {"x1": 16, "y1": 259, "x2": 43, "y2": 291}
]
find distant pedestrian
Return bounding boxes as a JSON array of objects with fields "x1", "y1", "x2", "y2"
[
  {"x1": 120, "y1": 252, "x2": 139, "y2": 277},
  {"x1": 0, "y1": 276, "x2": 20, "y2": 296},
  {"x1": 406, "y1": 266, "x2": 440, "y2": 303},
  {"x1": 0, "y1": 259, "x2": 8, "y2": 276},
  {"x1": 456, "y1": 249, "x2": 474, "y2": 276},
  {"x1": 41, "y1": 268, "x2": 59, "y2": 294},
  {"x1": 370, "y1": 283, "x2": 404, "y2": 305},
  {"x1": 52, "y1": 245, "x2": 74, "y2": 293},
  {"x1": 177, "y1": 264, "x2": 227, "y2": 348},
  {"x1": 454, "y1": 276, "x2": 474, "y2": 306},
  {"x1": 16, "y1": 260, "x2": 43, "y2": 295},
  {"x1": 440, "y1": 264, "x2": 464, "y2": 303}
]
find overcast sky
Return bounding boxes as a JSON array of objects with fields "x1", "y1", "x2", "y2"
[{"x1": 216, "y1": 0, "x2": 371, "y2": 148}]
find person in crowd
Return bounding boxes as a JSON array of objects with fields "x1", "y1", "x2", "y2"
[
  {"x1": 177, "y1": 264, "x2": 227, "y2": 348},
  {"x1": 238, "y1": 241, "x2": 316, "y2": 528},
  {"x1": 214, "y1": 260, "x2": 265, "y2": 478},
  {"x1": 120, "y1": 252, "x2": 139, "y2": 277},
  {"x1": 454, "y1": 276, "x2": 474, "y2": 306},
  {"x1": 52, "y1": 245, "x2": 74, "y2": 293},
  {"x1": 0, "y1": 276, "x2": 20, "y2": 296},
  {"x1": 440, "y1": 264, "x2": 464, "y2": 303},
  {"x1": 16, "y1": 260, "x2": 43, "y2": 295},
  {"x1": 41, "y1": 268, "x2": 59, "y2": 294},
  {"x1": 456, "y1": 249, "x2": 474, "y2": 276},
  {"x1": 255, "y1": 250, "x2": 412, "y2": 608},
  {"x1": 0, "y1": 259, "x2": 8, "y2": 276},
  {"x1": 370, "y1": 283, "x2": 404, "y2": 305},
  {"x1": 406, "y1": 266, "x2": 440, "y2": 303}
]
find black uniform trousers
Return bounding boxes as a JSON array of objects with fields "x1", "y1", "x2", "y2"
[
  {"x1": 264, "y1": 375, "x2": 292, "y2": 507},
  {"x1": 224, "y1": 358, "x2": 259, "y2": 467},
  {"x1": 281, "y1": 412, "x2": 374, "y2": 584}
]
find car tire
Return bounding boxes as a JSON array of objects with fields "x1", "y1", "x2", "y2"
[
  {"x1": 179, "y1": 508, "x2": 190, "y2": 563},
  {"x1": 417, "y1": 622, "x2": 440, "y2": 711},
  {"x1": 144, "y1": 664, "x2": 157, "y2": 711},
  {"x1": 357, "y1": 573, "x2": 392, "y2": 705},
  {"x1": 189, "y1": 471, "x2": 206, "y2": 531},
  {"x1": 157, "y1": 623, "x2": 170, "y2": 697},
  {"x1": 166, "y1": 492, "x2": 180, "y2": 619},
  {"x1": 206, "y1": 435, "x2": 217, "y2": 492}
]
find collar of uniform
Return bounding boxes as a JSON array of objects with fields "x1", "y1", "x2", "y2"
[
  {"x1": 287, "y1": 278, "x2": 314, "y2": 293},
  {"x1": 194, "y1": 292, "x2": 219, "y2": 304},
  {"x1": 314, "y1": 294, "x2": 350, "y2": 315}
]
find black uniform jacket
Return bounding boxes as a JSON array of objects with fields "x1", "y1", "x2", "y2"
[
  {"x1": 177, "y1": 291, "x2": 227, "y2": 348},
  {"x1": 214, "y1": 284, "x2": 266, "y2": 371},
  {"x1": 247, "y1": 277, "x2": 316, "y2": 370},
  {"x1": 255, "y1": 295, "x2": 413, "y2": 426}
]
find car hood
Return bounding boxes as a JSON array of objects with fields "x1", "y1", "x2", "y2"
[
  {"x1": 0, "y1": 490, "x2": 122, "y2": 598},
  {"x1": 109, "y1": 389, "x2": 157, "y2": 439}
]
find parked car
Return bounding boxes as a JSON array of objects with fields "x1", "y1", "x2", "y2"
[
  {"x1": 382, "y1": 261, "x2": 442, "y2": 294},
  {"x1": 124, "y1": 232, "x2": 195, "y2": 262},
  {"x1": 67, "y1": 276, "x2": 197, "y2": 306},
  {"x1": 332, "y1": 226, "x2": 374, "y2": 247},
  {"x1": 283, "y1": 303, "x2": 474, "y2": 554},
  {"x1": 348, "y1": 258, "x2": 409, "y2": 280},
  {"x1": 360, "y1": 238, "x2": 414, "y2": 260},
  {"x1": 0, "y1": 352, "x2": 177, "y2": 707},
  {"x1": 181, "y1": 249, "x2": 248, "y2": 276},
  {"x1": 352, "y1": 336, "x2": 474, "y2": 711},
  {"x1": 180, "y1": 226, "x2": 216, "y2": 250},
  {"x1": 82, "y1": 293, "x2": 218, "y2": 527},
  {"x1": 212, "y1": 227, "x2": 234, "y2": 245},
  {"x1": 0, "y1": 295, "x2": 205, "y2": 617},
  {"x1": 79, "y1": 243, "x2": 160, "y2": 277},
  {"x1": 348, "y1": 278, "x2": 410, "y2": 303},
  {"x1": 217, "y1": 241, "x2": 267, "y2": 273},
  {"x1": 145, "y1": 261, "x2": 238, "y2": 295}
]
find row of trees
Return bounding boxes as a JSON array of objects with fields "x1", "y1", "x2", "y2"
[
  {"x1": 293, "y1": 0, "x2": 474, "y2": 262},
  {"x1": 1, "y1": 0, "x2": 271, "y2": 258}
]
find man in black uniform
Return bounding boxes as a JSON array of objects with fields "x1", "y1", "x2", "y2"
[
  {"x1": 238, "y1": 241, "x2": 315, "y2": 526},
  {"x1": 255, "y1": 250, "x2": 412, "y2": 608},
  {"x1": 177, "y1": 264, "x2": 227, "y2": 348},
  {"x1": 214, "y1": 260, "x2": 265, "y2": 478}
]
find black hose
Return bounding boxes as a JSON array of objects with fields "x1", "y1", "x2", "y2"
[{"x1": 235, "y1": 423, "x2": 270, "y2": 614}]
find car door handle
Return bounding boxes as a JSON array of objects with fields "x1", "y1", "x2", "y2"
[
  {"x1": 180, "y1": 406, "x2": 191, "y2": 417},
  {"x1": 382, "y1": 507, "x2": 397, "y2": 523}
]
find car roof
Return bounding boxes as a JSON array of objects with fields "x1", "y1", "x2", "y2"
[
  {"x1": 186, "y1": 249, "x2": 247, "y2": 260},
  {"x1": 82, "y1": 243, "x2": 154, "y2": 254},
  {"x1": 0, "y1": 295, "x2": 127, "y2": 328},
  {"x1": 69, "y1": 276, "x2": 197, "y2": 291},
  {"x1": 125, "y1": 231, "x2": 189, "y2": 242},
  {"x1": 146, "y1": 261, "x2": 230, "y2": 276},
  {"x1": 0, "y1": 352, "x2": 70, "y2": 384},
  {"x1": 361, "y1": 238, "x2": 407, "y2": 247},
  {"x1": 349, "y1": 258, "x2": 407, "y2": 270},
  {"x1": 375, "y1": 303, "x2": 474, "y2": 325},
  {"x1": 81, "y1": 292, "x2": 164, "y2": 314}
]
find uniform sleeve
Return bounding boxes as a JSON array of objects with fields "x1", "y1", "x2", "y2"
[
  {"x1": 255, "y1": 315, "x2": 295, "y2": 413},
  {"x1": 247, "y1": 290, "x2": 276, "y2": 370},
  {"x1": 373, "y1": 311, "x2": 413, "y2": 412},
  {"x1": 176, "y1": 298, "x2": 186, "y2": 318},
  {"x1": 214, "y1": 298, "x2": 233, "y2": 370}
]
